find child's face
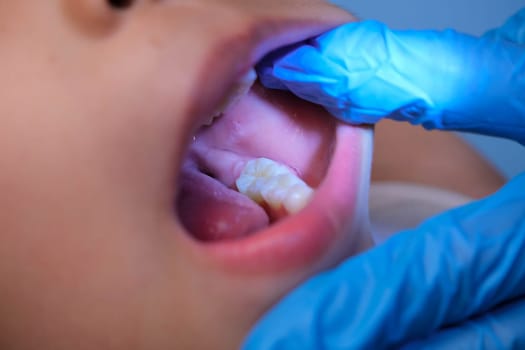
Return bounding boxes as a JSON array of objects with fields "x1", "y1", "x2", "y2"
[{"x1": 0, "y1": 1, "x2": 372, "y2": 349}]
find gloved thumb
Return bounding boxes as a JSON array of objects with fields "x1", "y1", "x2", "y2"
[{"x1": 402, "y1": 297, "x2": 525, "y2": 349}]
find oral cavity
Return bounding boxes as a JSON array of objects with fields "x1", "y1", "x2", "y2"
[
  {"x1": 179, "y1": 70, "x2": 332, "y2": 242},
  {"x1": 236, "y1": 158, "x2": 314, "y2": 219},
  {"x1": 177, "y1": 156, "x2": 314, "y2": 242},
  {"x1": 210, "y1": 70, "x2": 315, "y2": 216}
]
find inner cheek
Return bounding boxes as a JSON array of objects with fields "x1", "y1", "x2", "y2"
[
  {"x1": 239, "y1": 120, "x2": 334, "y2": 185},
  {"x1": 199, "y1": 93, "x2": 336, "y2": 186}
]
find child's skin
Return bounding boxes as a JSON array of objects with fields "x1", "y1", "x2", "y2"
[
  {"x1": 0, "y1": 2, "x2": 368, "y2": 349},
  {"x1": 0, "y1": 1, "x2": 504, "y2": 349}
]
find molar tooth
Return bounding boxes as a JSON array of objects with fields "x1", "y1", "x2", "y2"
[
  {"x1": 235, "y1": 158, "x2": 314, "y2": 215},
  {"x1": 260, "y1": 176, "x2": 287, "y2": 210},
  {"x1": 283, "y1": 184, "x2": 314, "y2": 214}
]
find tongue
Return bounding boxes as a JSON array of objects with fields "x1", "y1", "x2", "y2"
[{"x1": 177, "y1": 168, "x2": 269, "y2": 241}]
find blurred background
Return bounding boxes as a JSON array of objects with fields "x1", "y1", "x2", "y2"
[{"x1": 331, "y1": 0, "x2": 525, "y2": 179}]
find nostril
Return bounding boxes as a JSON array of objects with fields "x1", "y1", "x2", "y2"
[
  {"x1": 62, "y1": 0, "x2": 130, "y2": 37},
  {"x1": 107, "y1": 0, "x2": 135, "y2": 10}
]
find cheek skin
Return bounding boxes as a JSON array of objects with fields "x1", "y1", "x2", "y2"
[
  {"x1": 0, "y1": 4, "x2": 210, "y2": 349},
  {"x1": 0, "y1": 1, "x2": 359, "y2": 349}
]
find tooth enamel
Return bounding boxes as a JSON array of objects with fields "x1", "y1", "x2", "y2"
[
  {"x1": 210, "y1": 68, "x2": 257, "y2": 120},
  {"x1": 236, "y1": 158, "x2": 314, "y2": 215}
]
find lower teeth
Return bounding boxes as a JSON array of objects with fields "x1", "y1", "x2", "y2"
[{"x1": 235, "y1": 158, "x2": 314, "y2": 215}]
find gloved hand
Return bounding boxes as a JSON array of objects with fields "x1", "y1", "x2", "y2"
[
  {"x1": 243, "y1": 173, "x2": 525, "y2": 349},
  {"x1": 244, "y1": 8, "x2": 525, "y2": 349},
  {"x1": 257, "y1": 9, "x2": 525, "y2": 144}
]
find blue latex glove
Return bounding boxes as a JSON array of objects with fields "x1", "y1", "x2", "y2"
[
  {"x1": 243, "y1": 173, "x2": 525, "y2": 349},
  {"x1": 244, "y1": 9, "x2": 525, "y2": 349},
  {"x1": 257, "y1": 9, "x2": 525, "y2": 144}
]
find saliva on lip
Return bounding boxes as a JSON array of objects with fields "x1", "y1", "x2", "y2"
[{"x1": 236, "y1": 158, "x2": 314, "y2": 216}]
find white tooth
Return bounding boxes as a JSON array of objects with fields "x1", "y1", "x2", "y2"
[
  {"x1": 235, "y1": 158, "x2": 314, "y2": 214},
  {"x1": 283, "y1": 184, "x2": 314, "y2": 214},
  {"x1": 211, "y1": 68, "x2": 257, "y2": 120}
]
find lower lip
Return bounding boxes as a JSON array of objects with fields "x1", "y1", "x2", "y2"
[{"x1": 196, "y1": 124, "x2": 369, "y2": 274}]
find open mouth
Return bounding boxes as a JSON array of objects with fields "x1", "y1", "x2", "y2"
[
  {"x1": 178, "y1": 74, "x2": 335, "y2": 240},
  {"x1": 175, "y1": 23, "x2": 372, "y2": 274}
]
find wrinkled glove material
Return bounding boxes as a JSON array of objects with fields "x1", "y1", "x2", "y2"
[{"x1": 257, "y1": 9, "x2": 525, "y2": 144}]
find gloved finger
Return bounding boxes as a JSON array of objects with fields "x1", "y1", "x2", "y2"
[
  {"x1": 402, "y1": 297, "x2": 525, "y2": 350},
  {"x1": 243, "y1": 173, "x2": 525, "y2": 349},
  {"x1": 257, "y1": 19, "x2": 525, "y2": 144}
]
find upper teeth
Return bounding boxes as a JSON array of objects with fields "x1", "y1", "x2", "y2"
[
  {"x1": 204, "y1": 68, "x2": 257, "y2": 126},
  {"x1": 236, "y1": 158, "x2": 314, "y2": 215}
]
